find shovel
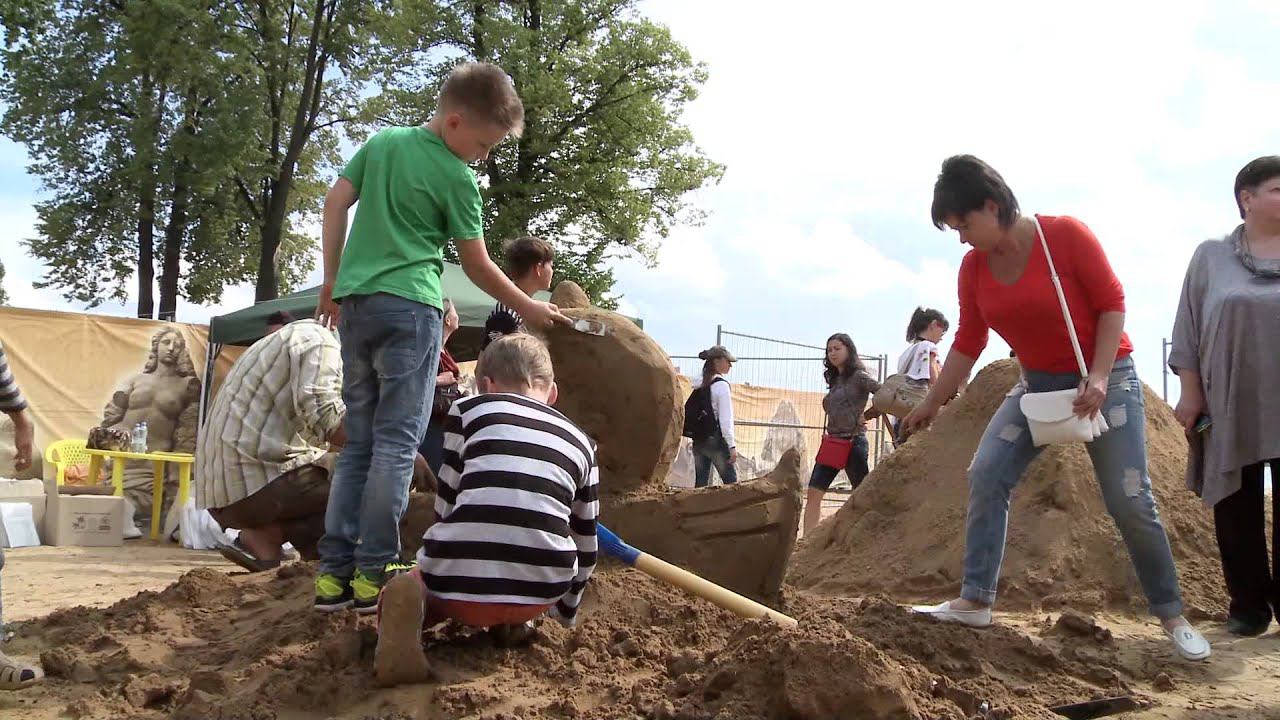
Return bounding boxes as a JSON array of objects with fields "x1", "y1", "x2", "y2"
[{"x1": 1048, "y1": 696, "x2": 1139, "y2": 719}]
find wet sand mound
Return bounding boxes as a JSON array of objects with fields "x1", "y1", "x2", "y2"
[
  {"x1": 788, "y1": 359, "x2": 1225, "y2": 616},
  {"x1": 14, "y1": 563, "x2": 1175, "y2": 720}
]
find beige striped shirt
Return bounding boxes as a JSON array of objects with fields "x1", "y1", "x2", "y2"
[{"x1": 196, "y1": 320, "x2": 344, "y2": 509}]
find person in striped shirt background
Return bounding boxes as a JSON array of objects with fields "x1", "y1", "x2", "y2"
[
  {"x1": 1, "y1": 341, "x2": 42, "y2": 690},
  {"x1": 374, "y1": 333, "x2": 598, "y2": 687}
]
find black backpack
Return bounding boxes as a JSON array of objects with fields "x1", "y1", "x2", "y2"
[{"x1": 682, "y1": 377, "x2": 725, "y2": 441}]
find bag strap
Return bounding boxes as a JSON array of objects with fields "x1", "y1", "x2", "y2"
[{"x1": 1031, "y1": 216, "x2": 1089, "y2": 377}]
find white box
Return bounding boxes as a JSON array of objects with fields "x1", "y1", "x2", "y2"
[{"x1": 44, "y1": 492, "x2": 124, "y2": 547}]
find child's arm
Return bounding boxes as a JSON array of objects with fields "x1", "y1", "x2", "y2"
[
  {"x1": 317, "y1": 177, "x2": 359, "y2": 328},
  {"x1": 455, "y1": 239, "x2": 571, "y2": 331},
  {"x1": 549, "y1": 458, "x2": 599, "y2": 628},
  {"x1": 432, "y1": 403, "x2": 467, "y2": 524},
  {"x1": 928, "y1": 347, "x2": 942, "y2": 385}
]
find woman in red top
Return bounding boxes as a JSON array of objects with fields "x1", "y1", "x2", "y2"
[{"x1": 902, "y1": 155, "x2": 1209, "y2": 662}]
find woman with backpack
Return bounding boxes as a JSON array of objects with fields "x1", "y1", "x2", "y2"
[
  {"x1": 684, "y1": 345, "x2": 738, "y2": 487},
  {"x1": 804, "y1": 334, "x2": 881, "y2": 536}
]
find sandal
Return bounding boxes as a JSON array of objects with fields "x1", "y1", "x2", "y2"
[
  {"x1": 214, "y1": 540, "x2": 281, "y2": 573},
  {"x1": 0, "y1": 651, "x2": 43, "y2": 690}
]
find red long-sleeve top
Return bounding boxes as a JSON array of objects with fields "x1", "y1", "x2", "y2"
[{"x1": 951, "y1": 214, "x2": 1133, "y2": 374}]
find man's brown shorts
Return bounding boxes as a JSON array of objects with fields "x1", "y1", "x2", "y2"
[{"x1": 209, "y1": 464, "x2": 330, "y2": 559}]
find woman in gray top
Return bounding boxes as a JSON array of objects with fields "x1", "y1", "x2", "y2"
[
  {"x1": 803, "y1": 333, "x2": 880, "y2": 536},
  {"x1": 1169, "y1": 155, "x2": 1280, "y2": 638}
]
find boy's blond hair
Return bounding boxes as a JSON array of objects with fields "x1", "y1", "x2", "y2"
[
  {"x1": 439, "y1": 62, "x2": 525, "y2": 138},
  {"x1": 476, "y1": 333, "x2": 554, "y2": 389}
]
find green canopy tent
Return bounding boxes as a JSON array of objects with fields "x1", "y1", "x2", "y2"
[
  {"x1": 198, "y1": 262, "x2": 561, "y2": 427},
  {"x1": 207, "y1": 262, "x2": 547, "y2": 347}
]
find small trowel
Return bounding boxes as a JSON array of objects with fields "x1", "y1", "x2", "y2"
[
  {"x1": 568, "y1": 318, "x2": 607, "y2": 336},
  {"x1": 1048, "y1": 696, "x2": 1139, "y2": 719}
]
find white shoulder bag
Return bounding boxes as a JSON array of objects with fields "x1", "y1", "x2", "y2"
[{"x1": 1018, "y1": 216, "x2": 1110, "y2": 446}]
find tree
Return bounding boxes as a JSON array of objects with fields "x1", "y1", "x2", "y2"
[
  {"x1": 0, "y1": 0, "x2": 269, "y2": 316},
  {"x1": 380, "y1": 0, "x2": 723, "y2": 306},
  {"x1": 225, "y1": 0, "x2": 379, "y2": 302},
  {"x1": 0, "y1": 0, "x2": 339, "y2": 315}
]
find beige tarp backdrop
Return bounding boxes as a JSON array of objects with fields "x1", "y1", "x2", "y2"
[{"x1": 0, "y1": 307, "x2": 241, "y2": 492}]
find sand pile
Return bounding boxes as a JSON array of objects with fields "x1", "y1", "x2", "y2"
[
  {"x1": 789, "y1": 359, "x2": 1225, "y2": 616},
  {"x1": 15, "y1": 561, "x2": 1178, "y2": 720}
]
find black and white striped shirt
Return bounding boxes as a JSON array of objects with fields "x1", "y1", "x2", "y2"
[
  {"x1": 0, "y1": 341, "x2": 28, "y2": 414},
  {"x1": 418, "y1": 393, "x2": 599, "y2": 624}
]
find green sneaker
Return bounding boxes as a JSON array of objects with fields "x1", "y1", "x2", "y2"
[
  {"x1": 353, "y1": 562, "x2": 417, "y2": 615},
  {"x1": 313, "y1": 573, "x2": 353, "y2": 612}
]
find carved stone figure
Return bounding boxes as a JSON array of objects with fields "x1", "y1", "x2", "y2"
[{"x1": 102, "y1": 327, "x2": 201, "y2": 527}]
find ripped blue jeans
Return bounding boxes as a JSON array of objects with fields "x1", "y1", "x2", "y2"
[{"x1": 960, "y1": 357, "x2": 1184, "y2": 619}]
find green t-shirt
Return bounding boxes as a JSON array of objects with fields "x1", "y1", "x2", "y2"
[{"x1": 333, "y1": 126, "x2": 484, "y2": 308}]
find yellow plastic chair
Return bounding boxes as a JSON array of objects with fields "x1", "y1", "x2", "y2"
[{"x1": 44, "y1": 438, "x2": 92, "y2": 486}]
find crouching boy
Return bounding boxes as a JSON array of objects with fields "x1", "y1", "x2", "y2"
[{"x1": 374, "y1": 333, "x2": 599, "y2": 686}]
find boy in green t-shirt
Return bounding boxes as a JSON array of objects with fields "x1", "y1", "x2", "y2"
[{"x1": 312, "y1": 62, "x2": 569, "y2": 613}]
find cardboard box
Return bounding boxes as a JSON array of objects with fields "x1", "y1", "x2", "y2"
[
  {"x1": 44, "y1": 491, "x2": 124, "y2": 547},
  {"x1": 0, "y1": 479, "x2": 46, "y2": 532}
]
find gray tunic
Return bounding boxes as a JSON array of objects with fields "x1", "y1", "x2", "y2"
[{"x1": 1168, "y1": 225, "x2": 1280, "y2": 506}]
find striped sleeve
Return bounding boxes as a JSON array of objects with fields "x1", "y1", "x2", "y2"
[
  {"x1": 433, "y1": 402, "x2": 466, "y2": 522},
  {"x1": 0, "y1": 342, "x2": 28, "y2": 414},
  {"x1": 551, "y1": 455, "x2": 599, "y2": 626}
]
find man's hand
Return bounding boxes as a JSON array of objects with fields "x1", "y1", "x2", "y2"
[
  {"x1": 1073, "y1": 374, "x2": 1107, "y2": 419},
  {"x1": 437, "y1": 371, "x2": 456, "y2": 386},
  {"x1": 11, "y1": 411, "x2": 33, "y2": 472},
  {"x1": 316, "y1": 281, "x2": 340, "y2": 329},
  {"x1": 729, "y1": 447, "x2": 738, "y2": 464},
  {"x1": 864, "y1": 407, "x2": 881, "y2": 421}
]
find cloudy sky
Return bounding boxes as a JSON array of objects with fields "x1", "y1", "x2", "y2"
[{"x1": 2, "y1": 0, "x2": 1278, "y2": 403}]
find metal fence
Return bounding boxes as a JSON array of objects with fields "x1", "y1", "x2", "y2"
[{"x1": 672, "y1": 326, "x2": 891, "y2": 487}]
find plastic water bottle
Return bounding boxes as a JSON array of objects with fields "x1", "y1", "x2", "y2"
[{"x1": 133, "y1": 422, "x2": 148, "y2": 453}]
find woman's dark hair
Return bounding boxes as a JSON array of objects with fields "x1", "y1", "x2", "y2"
[
  {"x1": 700, "y1": 359, "x2": 718, "y2": 390},
  {"x1": 504, "y1": 236, "x2": 555, "y2": 278},
  {"x1": 905, "y1": 307, "x2": 950, "y2": 342},
  {"x1": 930, "y1": 155, "x2": 1020, "y2": 230},
  {"x1": 823, "y1": 333, "x2": 864, "y2": 389},
  {"x1": 1235, "y1": 156, "x2": 1280, "y2": 220}
]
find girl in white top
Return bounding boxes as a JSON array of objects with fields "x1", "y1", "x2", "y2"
[
  {"x1": 892, "y1": 308, "x2": 949, "y2": 441},
  {"x1": 897, "y1": 307, "x2": 949, "y2": 383},
  {"x1": 692, "y1": 345, "x2": 737, "y2": 487}
]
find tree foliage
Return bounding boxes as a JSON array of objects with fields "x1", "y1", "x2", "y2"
[
  {"x1": 360, "y1": 0, "x2": 723, "y2": 307},
  {"x1": 1, "y1": 0, "x2": 720, "y2": 315}
]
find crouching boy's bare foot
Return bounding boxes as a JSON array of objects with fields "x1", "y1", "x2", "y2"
[{"x1": 374, "y1": 571, "x2": 432, "y2": 687}]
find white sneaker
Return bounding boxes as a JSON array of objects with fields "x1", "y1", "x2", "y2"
[
  {"x1": 911, "y1": 600, "x2": 993, "y2": 628},
  {"x1": 122, "y1": 523, "x2": 143, "y2": 540},
  {"x1": 1165, "y1": 623, "x2": 1210, "y2": 661}
]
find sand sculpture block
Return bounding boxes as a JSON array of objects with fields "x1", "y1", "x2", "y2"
[
  {"x1": 788, "y1": 359, "x2": 1225, "y2": 616},
  {"x1": 544, "y1": 282, "x2": 683, "y2": 502},
  {"x1": 606, "y1": 449, "x2": 803, "y2": 604}
]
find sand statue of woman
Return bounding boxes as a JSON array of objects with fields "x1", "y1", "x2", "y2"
[{"x1": 101, "y1": 327, "x2": 201, "y2": 532}]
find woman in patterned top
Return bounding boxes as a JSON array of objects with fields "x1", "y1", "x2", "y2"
[{"x1": 803, "y1": 333, "x2": 880, "y2": 536}]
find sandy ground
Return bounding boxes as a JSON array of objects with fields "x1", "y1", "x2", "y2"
[{"x1": 1, "y1": 540, "x2": 1277, "y2": 718}]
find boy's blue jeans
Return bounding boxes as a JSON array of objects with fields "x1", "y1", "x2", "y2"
[
  {"x1": 318, "y1": 293, "x2": 442, "y2": 577},
  {"x1": 960, "y1": 357, "x2": 1184, "y2": 620}
]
